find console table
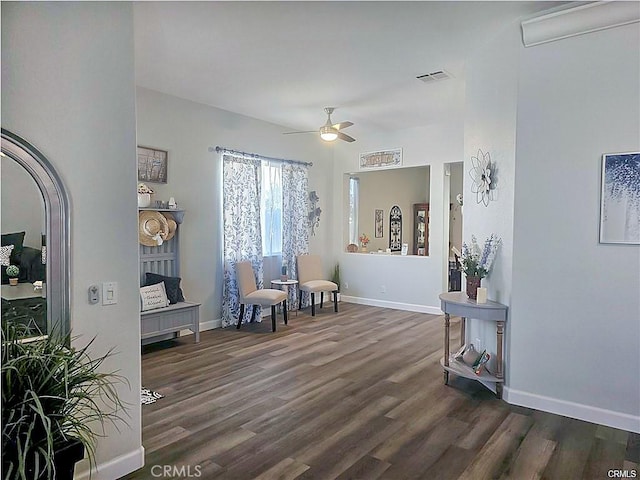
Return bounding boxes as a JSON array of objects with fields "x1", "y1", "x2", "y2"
[{"x1": 439, "y1": 291, "x2": 508, "y2": 398}]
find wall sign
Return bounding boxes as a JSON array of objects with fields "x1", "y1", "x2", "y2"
[{"x1": 360, "y1": 148, "x2": 402, "y2": 170}]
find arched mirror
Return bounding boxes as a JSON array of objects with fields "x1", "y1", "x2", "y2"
[{"x1": 1, "y1": 129, "x2": 70, "y2": 338}]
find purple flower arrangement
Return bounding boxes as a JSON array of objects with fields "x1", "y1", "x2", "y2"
[{"x1": 461, "y1": 234, "x2": 502, "y2": 279}]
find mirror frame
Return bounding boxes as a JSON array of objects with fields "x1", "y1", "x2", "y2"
[{"x1": 1, "y1": 129, "x2": 70, "y2": 337}]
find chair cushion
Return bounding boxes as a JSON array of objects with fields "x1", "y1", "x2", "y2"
[
  {"x1": 300, "y1": 280, "x2": 338, "y2": 293},
  {"x1": 245, "y1": 288, "x2": 287, "y2": 306}
]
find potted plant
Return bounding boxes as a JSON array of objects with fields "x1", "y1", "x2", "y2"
[
  {"x1": 2, "y1": 322, "x2": 126, "y2": 480},
  {"x1": 331, "y1": 263, "x2": 341, "y2": 301},
  {"x1": 6, "y1": 264, "x2": 20, "y2": 286},
  {"x1": 359, "y1": 233, "x2": 370, "y2": 252},
  {"x1": 137, "y1": 182, "x2": 154, "y2": 208},
  {"x1": 460, "y1": 234, "x2": 502, "y2": 299}
]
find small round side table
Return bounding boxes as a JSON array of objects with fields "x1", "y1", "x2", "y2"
[{"x1": 270, "y1": 279, "x2": 299, "y2": 315}]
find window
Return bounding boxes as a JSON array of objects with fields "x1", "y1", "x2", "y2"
[
  {"x1": 348, "y1": 176, "x2": 359, "y2": 245},
  {"x1": 260, "y1": 162, "x2": 282, "y2": 256}
]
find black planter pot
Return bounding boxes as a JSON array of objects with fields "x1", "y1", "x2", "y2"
[
  {"x1": 51, "y1": 439, "x2": 85, "y2": 480},
  {"x1": 2, "y1": 438, "x2": 84, "y2": 480}
]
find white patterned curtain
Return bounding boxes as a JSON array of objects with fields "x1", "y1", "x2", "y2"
[
  {"x1": 221, "y1": 154, "x2": 264, "y2": 327},
  {"x1": 282, "y1": 162, "x2": 310, "y2": 308}
]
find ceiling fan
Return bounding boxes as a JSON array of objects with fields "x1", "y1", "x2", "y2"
[{"x1": 283, "y1": 107, "x2": 355, "y2": 143}]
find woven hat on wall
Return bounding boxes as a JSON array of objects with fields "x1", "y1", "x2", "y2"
[
  {"x1": 139, "y1": 211, "x2": 169, "y2": 246},
  {"x1": 162, "y1": 212, "x2": 178, "y2": 241}
]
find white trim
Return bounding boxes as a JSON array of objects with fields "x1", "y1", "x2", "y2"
[
  {"x1": 74, "y1": 446, "x2": 145, "y2": 480},
  {"x1": 179, "y1": 318, "x2": 221, "y2": 337},
  {"x1": 504, "y1": 387, "x2": 640, "y2": 434},
  {"x1": 521, "y1": 1, "x2": 640, "y2": 47},
  {"x1": 341, "y1": 295, "x2": 442, "y2": 316}
]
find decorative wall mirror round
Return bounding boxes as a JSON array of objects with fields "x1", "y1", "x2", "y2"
[{"x1": 1, "y1": 129, "x2": 70, "y2": 338}]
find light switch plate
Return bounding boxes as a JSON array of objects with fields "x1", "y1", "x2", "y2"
[{"x1": 102, "y1": 282, "x2": 118, "y2": 305}]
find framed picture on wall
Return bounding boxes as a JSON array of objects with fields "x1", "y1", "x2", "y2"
[
  {"x1": 137, "y1": 146, "x2": 168, "y2": 184},
  {"x1": 599, "y1": 152, "x2": 640, "y2": 245},
  {"x1": 375, "y1": 209, "x2": 383, "y2": 238}
]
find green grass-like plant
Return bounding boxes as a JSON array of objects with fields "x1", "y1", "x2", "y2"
[{"x1": 2, "y1": 322, "x2": 127, "y2": 480}]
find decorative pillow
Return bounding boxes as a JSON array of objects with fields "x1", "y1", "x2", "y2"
[
  {"x1": 0, "y1": 245, "x2": 14, "y2": 266},
  {"x1": 144, "y1": 272, "x2": 185, "y2": 304},
  {"x1": 1, "y1": 231, "x2": 25, "y2": 264},
  {"x1": 140, "y1": 283, "x2": 169, "y2": 311}
]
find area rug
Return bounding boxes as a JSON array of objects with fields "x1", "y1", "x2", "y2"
[{"x1": 141, "y1": 387, "x2": 164, "y2": 405}]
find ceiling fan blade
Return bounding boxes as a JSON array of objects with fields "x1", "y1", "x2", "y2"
[
  {"x1": 332, "y1": 121, "x2": 353, "y2": 131},
  {"x1": 282, "y1": 130, "x2": 316, "y2": 135},
  {"x1": 337, "y1": 131, "x2": 356, "y2": 143}
]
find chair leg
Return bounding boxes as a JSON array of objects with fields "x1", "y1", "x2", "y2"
[
  {"x1": 311, "y1": 293, "x2": 316, "y2": 316},
  {"x1": 271, "y1": 305, "x2": 277, "y2": 332},
  {"x1": 320, "y1": 292, "x2": 324, "y2": 309},
  {"x1": 237, "y1": 304, "x2": 245, "y2": 329},
  {"x1": 250, "y1": 305, "x2": 257, "y2": 323},
  {"x1": 298, "y1": 290, "x2": 303, "y2": 310},
  {"x1": 333, "y1": 290, "x2": 338, "y2": 312},
  {"x1": 283, "y1": 300, "x2": 288, "y2": 325}
]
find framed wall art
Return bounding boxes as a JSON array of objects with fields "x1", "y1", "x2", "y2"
[
  {"x1": 360, "y1": 148, "x2": 402, "y2": 170},
  {"x1": 599, "y1": 152, "x2": 640, "y2": 245},
  {"x1": 375, "y1": 209, "x2": 384, "y2": 238},
  {"x1": 137, "y1": 146, "x2": 168, "y2": 184}
]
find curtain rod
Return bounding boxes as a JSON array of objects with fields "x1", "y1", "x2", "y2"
[{"x1": 211, "y1": 146, "x2": 313, "y2": 167}]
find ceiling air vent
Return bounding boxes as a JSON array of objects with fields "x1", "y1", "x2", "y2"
[{"x1": 416, "y1": 70, "x2": 452, "y2": 84}]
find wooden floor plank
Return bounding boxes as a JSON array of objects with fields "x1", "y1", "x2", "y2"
[{"x1": 121, "y1": 303, "x2": 635, "y2": 480}]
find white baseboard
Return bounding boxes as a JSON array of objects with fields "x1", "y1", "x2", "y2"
[
  {"x1": 199, "y1": 318, "x2": 222, "y2": 331},
  {"x1": 74, "y1": 445, "x2": 144, "y2": 480},
  {"x1": 340, "y1": 295, "x2": 442, "y2": 316},
  {"x1": 505, "y1": 387, "x2": 640, "y2": 433}
]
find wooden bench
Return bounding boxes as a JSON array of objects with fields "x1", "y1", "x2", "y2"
[{"x1": 141, "y1": 301, "x2": 200, "y2": 345}]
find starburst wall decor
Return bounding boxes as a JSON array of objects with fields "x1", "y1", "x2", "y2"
[{"x1": 470, "y1": 149, "x2": 494, "y2": 207}]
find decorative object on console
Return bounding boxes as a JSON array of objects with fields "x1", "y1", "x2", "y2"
[
  {"x1": 476, "y1": 287, "x2": 488, "y2": 304},
  {"x1": 137, "y1": 146, "x2": 168, "y2": 184},
  {"x1": 140, "y1": 282, "x2": 169, "y2": 311},
  {"x1": 6, "y1": 265, "x2": 19, "y2": 286},
  {"x1": 469, "y1": 149, "x2": 493, "y2": 207},
  {"x1": 168, "y1": 197, "x2": 177, "y2": 209},
  {"x1": 599, "y1": 152, "x2": 640, "y2": 245},
  {"x1": 472, "y1": 350, "x2": 491, "y2": 375},
  {"x1": 308, "y1": 190, "x2": 321, "y2": 236},
  {"x1": 138, "y1": 210, "x2": 169, "y2": 247},
  {"x1": 346, "y1": 243, "x2": 358, "y2": 253},
  {"x1": 137, "y1": 182, "x2": 154, "y2": 208},
  {"x1": 461, "y1": 234, "x2": 502, "y2": 299}
]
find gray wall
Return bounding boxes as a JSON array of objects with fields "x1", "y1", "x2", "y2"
[
  {"x1": 135, "y1": 87, "x2": 335, "y2": 327},
  {"x1": 2, "y1": 2, "x2": 142, "y2": 478},
  {"x1": 511, "y1": 22, "x2": 640, "y2": 425}
]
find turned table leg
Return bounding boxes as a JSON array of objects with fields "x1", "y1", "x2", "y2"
[
  {"x1": 496, "y1": 320, "x2": 504, "y2": 399},
  {"x1": 444, "y1": 313, "x2": 450, "y2": 385}
]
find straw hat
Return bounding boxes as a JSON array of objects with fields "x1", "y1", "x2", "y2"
[
  {"x1": 139, "y1": 211, "x2": 169, "y2": 246},
  {"x1": 162, "y1": 213, "x2": 178, "y2": 241}
]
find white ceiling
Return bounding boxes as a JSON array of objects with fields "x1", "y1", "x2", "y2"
[{"x1": 134, "y1": 1, "x2": 568, "y2": 138}]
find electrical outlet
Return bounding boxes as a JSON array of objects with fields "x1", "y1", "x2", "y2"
[{"x1": 88, "y1": 285, "x2": 100, "y2": 305}]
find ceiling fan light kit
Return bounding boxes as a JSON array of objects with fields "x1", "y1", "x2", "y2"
[
  {"x1": 284, "y1": 106, "x2": 356, "y2": 143},
  {"x1": 320, "y1": 125, "x2": 338, "y2": 142}
]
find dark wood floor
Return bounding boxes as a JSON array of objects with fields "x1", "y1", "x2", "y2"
[{"x1": 122, "y1": 303, "x2": 639, "y2": 480}]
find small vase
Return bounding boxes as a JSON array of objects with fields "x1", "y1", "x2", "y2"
[
  {"x1": 9, "y1": 278, "x2": 18, "y2": 286},
  {"x1": 466, "y1": 275, "x2": 481, "y2": 300},
  {"x1": 137, "y1": 193, "x2": 151, "y2": 208}
]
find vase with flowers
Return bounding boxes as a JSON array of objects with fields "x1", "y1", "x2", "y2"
[
  {"x1": 359, "y1": 233, "x2": 370, "y2": 252},
  {"x1": 137, "y1": 183, "x2": 154, "y2": 208},
  {"x1": 460, "y1": 234, "x2": 501, "y2": 299}
]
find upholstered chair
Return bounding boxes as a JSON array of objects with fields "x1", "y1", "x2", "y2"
[
  {"x1": 235, "y1": 261, "x2": 288, "y2": 332},
  {"x1": 296, "y1": 254, "x2": 338, "y2": 316}
]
